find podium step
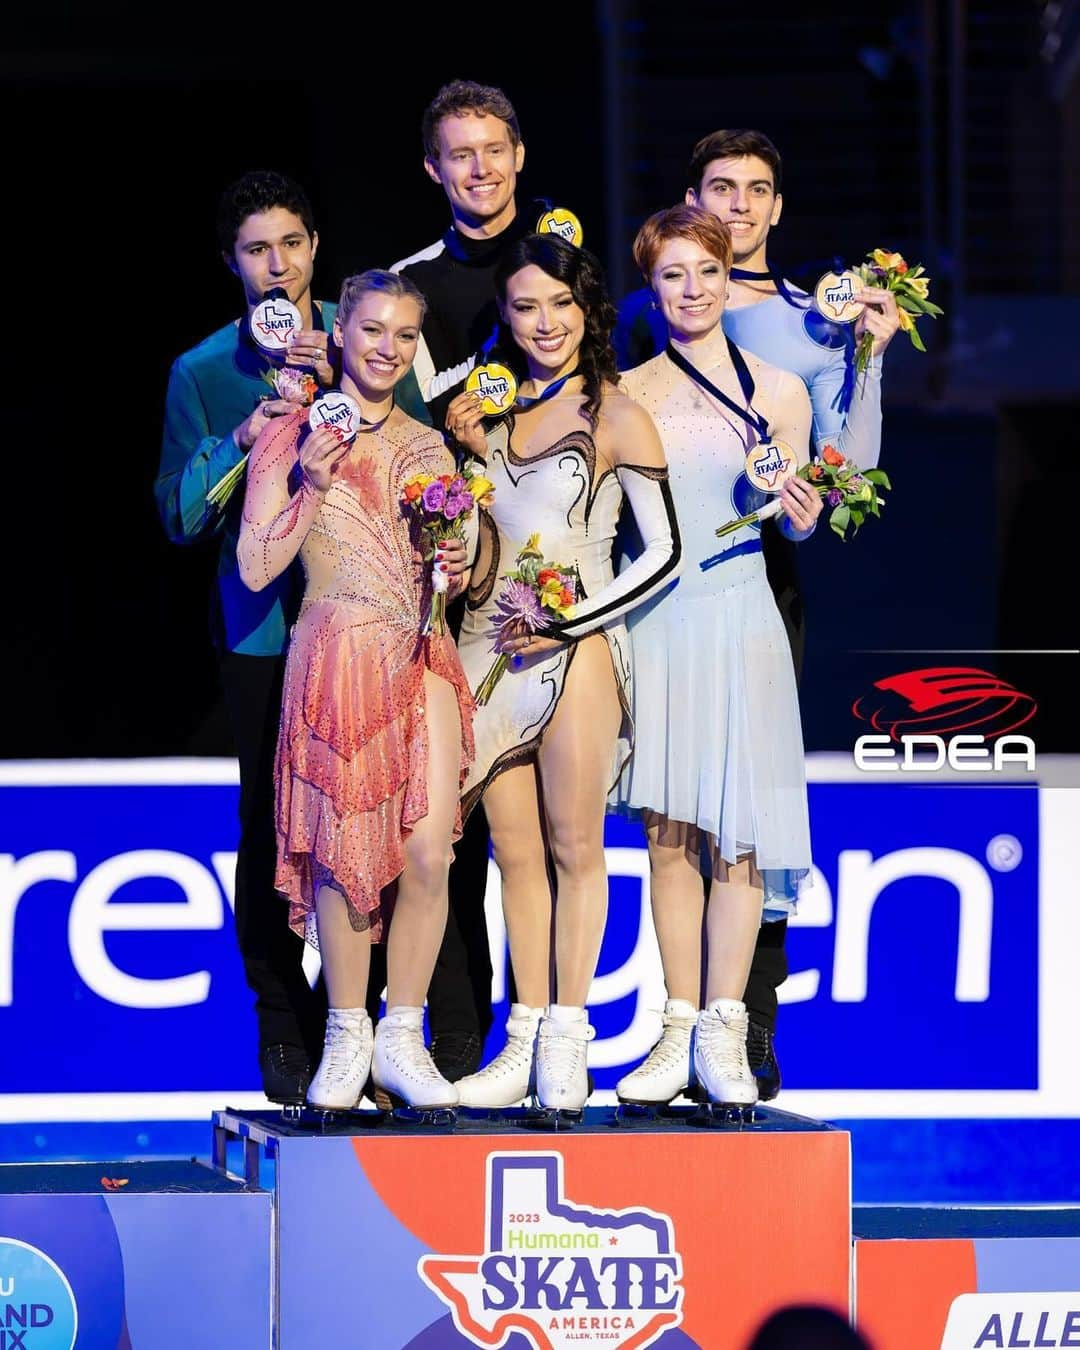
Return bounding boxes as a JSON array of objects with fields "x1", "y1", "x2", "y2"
[
  {"x1": 215, "y1": 1104, "x2": 851, "y2": 1349},
  {"x1": 854, "y1": 1205, "x2": 1080, "y2": 1350},
  {"x1": 0, "y1": 1159, "x2": 271, "y2": 1350}
]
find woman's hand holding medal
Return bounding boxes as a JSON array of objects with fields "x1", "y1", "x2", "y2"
[
  {"x1": 445, "y1": 390, "x2": 489, "y2": 458},
  {"x1": 299, "y1": 425, "x2": 350, "y2": 494}
]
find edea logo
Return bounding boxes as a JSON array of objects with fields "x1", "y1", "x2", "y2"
[
  {"x1": 852, "y1": 667, "x2": 1037, "y2": 771},
  {"x1": 418, "y1": 1152, "x2": 684, "y2": 1350},
  {"x1": 0, "y1": 1238, "x2": 77, "y2": 1350}
]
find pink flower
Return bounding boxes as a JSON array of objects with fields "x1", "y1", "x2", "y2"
[
  {"x1": 827, "y1": 488, "x2": 843, "y2": 507},
  {"x1": 421, "y1": 480, "x2": 447, "y2": 512}
]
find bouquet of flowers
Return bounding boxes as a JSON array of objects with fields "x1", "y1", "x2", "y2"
[
  {"x1": 709, "y1": 445, "x2": 891, "y2": 556},
  {"x1": 400, "y1": 466, "x2": 495, "y2": 636},
  {"x1": 853, "y1": 248, "x2": 943, "y2": 375},
  {"x1": 474, "y1": 534, "x2": 579, "y2": 705},
  {"x1": 206, "y1": 367, "x2": 319, "y2": 511}
]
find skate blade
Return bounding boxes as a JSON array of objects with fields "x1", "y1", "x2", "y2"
[
  {"x1": 695, "y1": 1100, "x2": 758, "y2": 1126},
  {"x1": 374, "y1": 1087, "x2": 458, "y2": 1126},
  {"x1": 522, "y1": 1105, "x2": 584, "y2": 1131}
]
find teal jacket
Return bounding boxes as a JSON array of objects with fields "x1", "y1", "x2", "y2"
[{"x1": 155, "y1": 302, "x2": 337, "y2": 655}]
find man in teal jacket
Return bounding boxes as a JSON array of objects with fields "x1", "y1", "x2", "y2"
[{"x1": 155, "y1": 170, "x2": 335, "y2": 1103}]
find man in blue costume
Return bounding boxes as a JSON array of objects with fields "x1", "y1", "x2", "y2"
[
  {"x1": 615, "y1": 130, "x2": 900, "y2": 1101},
  {"x1": 155, "y1": 171, "x2": 336, "y2": 1104}
]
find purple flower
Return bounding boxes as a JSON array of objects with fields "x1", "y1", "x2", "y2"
[
  {"x1": 827, "y1": 488, "x2": 844, "y2": 507},
  {"x1": 490, "y1": 578, "x2": 546, "y2": 650},
  {"x1": 443, "y1": 492, "x2": 469, "y2": 520},
  {"x1": 421, "y1": 480, "x2": 447, "y2": 513},
  {"x1": 449, "y1": 475, "x2": 467, "y2": 495}
]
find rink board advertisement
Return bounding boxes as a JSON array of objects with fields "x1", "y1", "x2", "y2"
[
  {"x1": 0, "y1": 759, "x2": 1073, "y2": 1121},
  {"x1": 854, "y1": 1226, "x2": 1080, "y2": 1350},
  {"x1": 0, "y1": 1169, "x2": 271, "y2": 1348},
  {"x1": 261, "y1": 1123, "x2": 850, "y2": 1350}
]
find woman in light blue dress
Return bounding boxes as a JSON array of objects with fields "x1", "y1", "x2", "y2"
[{"x1": 614, "y1": 205, "x2": 822, "y2": 1108}]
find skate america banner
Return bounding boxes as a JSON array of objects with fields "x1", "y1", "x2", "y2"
[
  {"x1": 265, "y1": 1126, "x2": 849, "y2": 1349},
  {"x1": 0, "y1": 759, "x2": 1074, "y2": 1121}
]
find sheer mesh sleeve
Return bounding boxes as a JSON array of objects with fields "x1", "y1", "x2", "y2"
[{"x1": 237, "y1": 412, "x2": 323, "y2": 593}]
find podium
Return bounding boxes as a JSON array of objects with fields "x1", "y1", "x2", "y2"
[
  {"x1": 0, "y1": 1159, "x2": 271, "y2": 1350},
  {"x1": 213, "y1": 1105, "x2": 851, "y2": 1349},
  {"x1": 853, "y1": 1206, "x2": 1080, "y2": 1350}
]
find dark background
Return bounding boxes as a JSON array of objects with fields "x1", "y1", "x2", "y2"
[{"x1": 4, "y1": 2, "x2": 1077, "y2": 758}]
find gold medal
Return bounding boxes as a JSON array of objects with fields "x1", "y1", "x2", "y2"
[
  {"x1": 744, "y1": 439, "x2": 799, "y2": 492},
  {"x1": 536, "y1": 207, "x2": 584, "y2": 247},
  {"x1": 466, "y1": 362, "x2": 518, "y2": 416},
  {"x1": 813, "y1": 270, "x2": 866, "y2": 324}
]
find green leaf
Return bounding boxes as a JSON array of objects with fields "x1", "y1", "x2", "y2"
[
  {"x1": 921, "y1": 300, "x2": 945, "y2": 317},
  {"x1": 864, "y1": 469, "x2": 892, "y2": 489},
  {"x1": 830, "y1": 505, "x2": 851, "y2": 537},
  {"x1": 898, "y1": 294, "x2": 932, "y2": 315},
  {"x1": 908, "y1": 326, "x2": 927, "y2": 353},
  {"x1": 849, "y1": 506, "x2": 866, "y2": 527}
]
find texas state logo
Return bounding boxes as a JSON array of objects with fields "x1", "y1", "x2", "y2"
[{"x1": 418, "y1": 1152, "x2": 685, "y2": 1350}]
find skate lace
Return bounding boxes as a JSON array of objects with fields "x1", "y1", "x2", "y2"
[
  {"x1": 321, "y1": 1013, "x2": 368, "y2": 1083},
  {"x1": 697, "y1": 1015, "x2": 747, "y2": 1078},
  {"x1": 538, "y1": 1023, "x2": 594, "y2": 1082},
  {"x1": 380, "y1": 1026, "x2": 444, "y2": 1085},
  {"x1": 477, "y1": 1027, "x2": 536, "y2": 1080},
  {"x1": 635, "y1": 1021, "x2": 692, "y2": 1075}
]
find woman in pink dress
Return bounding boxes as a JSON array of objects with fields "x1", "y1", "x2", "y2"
[{"x1": 237, "y1": 270, "x2": 475, "y2": 1114}]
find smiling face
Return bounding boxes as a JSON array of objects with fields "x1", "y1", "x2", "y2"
[
  {"x1": 687, "y1": 154, "x2": 782, "y2": 266},
  {"x1": 650, "y1": 235, "x2": 728, "y2": 340},
  {"x1": 423, "y1": 111, "x2": 524, "y2": 237},
  {"x1": 333, "y1": 291, "x2": 423, "y2": 402},
  {"x1": 500, "y1": 263, "x2": 586, "y2": 381},
  {"x1": 227, "y1": 207, "x2": 318, "y2": 311}
]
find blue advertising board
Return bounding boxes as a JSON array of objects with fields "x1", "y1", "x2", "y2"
[{"x1": 0, "y1": 759, "x2": 1072, "y2": 1122}]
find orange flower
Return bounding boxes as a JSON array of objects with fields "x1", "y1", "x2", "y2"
[
  {"x1": 403, "y1": 482, "x2": 423, "y2": 502},
  {"x1": 895, "y1": 261, "x2": 908, "y2": 275},
  {"x1": 809, "y1": 465, "x2": 824, "y2": 480},
  {"x1": 822, "y1": 445, "x2": 844, "y2": 467},
  {"x1": 560, "y1": 587, "x2": 574, "y2": 607},
  {"x1": 439, "y1": 474, "x2": 453, "y2": 488},
  {"x1": 538, "y1": 568, "x2": 560, "y2": 585}
]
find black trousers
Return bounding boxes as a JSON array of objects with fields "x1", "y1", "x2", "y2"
[
  {"x1": 426, "y1": 808, "x2": 495, "y2": 1037},
  {"x1": 739, "y1": 528, "x2": 805, "y2": 1033},
  {"x1": 220, "y1": 651, "x2": 326, "y2": 1059}
]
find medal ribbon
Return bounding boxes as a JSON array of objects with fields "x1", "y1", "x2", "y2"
[
  {"x1": 729, "y1": 265, "x2": 809, "y2": 311},
  {"x1": 513, "y1": 369, "x2": 580, "y2": 411},
  {"x1": 664, "y1": 340, "x2": 770, "y2": 441}
]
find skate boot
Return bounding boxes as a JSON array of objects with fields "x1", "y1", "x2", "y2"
[
  {"x1": 615, "y1": 999, "x2": 697, "y2": 1109},
  {"x1": 456, "y1": 1005, "x2": 542, "y2": 1109},
  {"x1": 372, "y1": 1006, "x2": 458, "y2": 1122},
  {"x1": 534, "y1": 1006, "x2": 595, "y2": 1124},
  {"x1": 747, "y1": 1018, "x2": 781, "y2": 1102},
  {"x1": 694, "y1": 998, "x2": 759, "y2": 1114},
  {"x1": 306, "y1": 1008, "x2": 374, "y2": 1113}
]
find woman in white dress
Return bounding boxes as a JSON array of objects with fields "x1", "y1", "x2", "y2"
[
  {"x1": 614, "y1": 205, "x2": 822, "y2": 1107},
  {"x1": 444, "y1": 234, "x2": 682, "y2": 1114}
]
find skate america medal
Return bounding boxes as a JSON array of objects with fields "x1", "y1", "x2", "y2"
[
  {"x1": 812, "y1": 270, "x2": 865, "y2": 324},
  {"x1": 250, "y1": 291, "x2": 303, "y2": 355},
  {"x1": 308, "y1": 391, "x2": 362, "y2": 443},
  {"x1": 744, "y1": 438, "x2": 798, "y2": 492},
  {"x1": 536, "y1": 207, "x2": 583, "y2": 247},
  {"x1": 466, "y1": 362, "x2": 518, "y2": 416}
]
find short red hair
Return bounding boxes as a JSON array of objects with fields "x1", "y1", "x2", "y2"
[{"x1": 632, "y1": 205, "x2": 733, "y2": 279}]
